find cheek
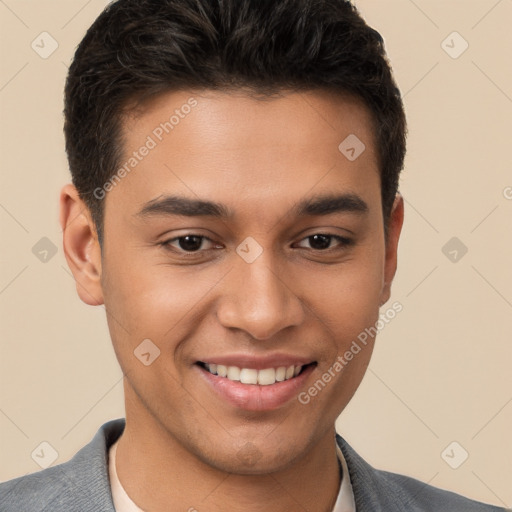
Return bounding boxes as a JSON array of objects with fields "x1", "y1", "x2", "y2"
[
  {"x1": 102, "y1": 258, "x2": 220, "y2": 341},
  {"x1": 296, "y1": 249, "x2": 384, "y2": 333}
]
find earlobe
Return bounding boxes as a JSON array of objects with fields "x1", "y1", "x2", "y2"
[
  {"x1": 59, "y1": 183, "x2": 104, "y2": 306},
  {"x1": 380, "y1": 193, "x2": 404, "y2": 306}
]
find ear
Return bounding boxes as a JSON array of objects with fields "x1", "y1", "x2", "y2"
[
  {"x1": 380, "y1": 193, "x2": 404, "y2": 306},
  {"x1": 59, "y1": 184, "x2": 104, "y2": 306}
]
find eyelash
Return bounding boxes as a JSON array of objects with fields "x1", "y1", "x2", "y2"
[{"x1": 159, "y1": 233, "x2": 354, "y2": 255}]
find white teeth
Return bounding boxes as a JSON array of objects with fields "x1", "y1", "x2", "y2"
[
  {"x1": 257, "y1": 368, "x2": 276, "y2": 386},
  {"x1": 275, "y1": 367, "x2": 286, "y2": 381},
  {"x1": 204, "y1": 363, "x2": 304, "y2": 385},
  {"x1": 227, "y1": 366, "x2": 240, "y2": 381},
  {"x1": 240, "y1": 368, "x2": 258, "y2": 384}
]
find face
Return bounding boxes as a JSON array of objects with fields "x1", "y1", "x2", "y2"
[{"x1": 63, "y1": 89, "x2": 403, "y2": 474}]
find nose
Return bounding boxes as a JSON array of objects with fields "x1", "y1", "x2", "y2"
[{"x1": 216, "y1": 255, "x2": 305, "y2": 340}]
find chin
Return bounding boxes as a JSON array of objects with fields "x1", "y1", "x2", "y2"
[
  {"x1": 214, "y1": 456, "x2": 291, "y2": 476},
  {"x1": 198, "y1": 442, "x2": 299, "y2": 475}
]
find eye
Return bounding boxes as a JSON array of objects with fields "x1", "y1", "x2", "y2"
[
  {"x1": 162, "y1": 235, "x2": 219, "y2": 253},
  {"x1": 295, "y1": 234, "x2": 352, "y2": 251}
]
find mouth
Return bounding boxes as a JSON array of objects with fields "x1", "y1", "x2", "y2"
[
  {"x1": 195, "y1": 360, "x2": 317, "y2": 411},
  {"x1": 196, "y1": 361, "x2": 315, "y2": 386}
]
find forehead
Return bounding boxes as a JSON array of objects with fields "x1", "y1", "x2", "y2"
[{"x1": 108, "y1": 89, "x2": 380, "y2": 219}]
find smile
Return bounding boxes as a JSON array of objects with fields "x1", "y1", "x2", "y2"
[
  {"x1": 199, "y1": 362, "x2": 308, "y2": 385},
  {"x1": 195, "y1": 357, "x2": 317, "y2": 410}
]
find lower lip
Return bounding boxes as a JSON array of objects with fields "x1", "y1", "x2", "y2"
[{"x1": 197, "y1": 364, "x2": 316, "y2": 411}]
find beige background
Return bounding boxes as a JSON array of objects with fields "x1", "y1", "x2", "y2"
[{"x1": 1, "y1": 0, "x2": 511, "y2": 507}]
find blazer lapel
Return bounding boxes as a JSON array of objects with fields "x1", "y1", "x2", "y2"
[
  {"x1": 336, "y1": 433, "x2": 408, "y2": 512},
  {"x1": 40, "y1": 418, "x2": 125, "y2": 512}
]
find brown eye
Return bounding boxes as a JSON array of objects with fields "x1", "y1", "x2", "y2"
[
  {"x1": 308, "y1": 234, "x2": 332, "y2": 250},
  {"x1": 177, "y1": 235, "x2": 204, "y2": 252},
  {"x1": 162, "y1": 234, "x2": 218, "y2": 253},
  {"x1": 296, "y1": 234, "x2": 352, "y2": 251}
]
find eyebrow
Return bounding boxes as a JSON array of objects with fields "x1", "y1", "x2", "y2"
[
  {"x1": 292, "y1": 193, "x2": 369, "y2": 217},
  {"x1": 136, "y1": 195, "x2": 230, "y2": 218},
  {"x1": 135, "y1": 193, "x2": 369, "y2": 219}
]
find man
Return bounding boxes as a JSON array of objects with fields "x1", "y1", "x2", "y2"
[{"x1": 0, "y1": 0, "x2": 508, "y2": 511}]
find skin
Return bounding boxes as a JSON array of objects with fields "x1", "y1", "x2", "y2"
[{"x1": 60, "y1": 89, "x2": 404, "y2": 512}]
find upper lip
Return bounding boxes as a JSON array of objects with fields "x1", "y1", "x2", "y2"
[{"x1": 197, "y1": 354, "x2": 316, "y2": 370}]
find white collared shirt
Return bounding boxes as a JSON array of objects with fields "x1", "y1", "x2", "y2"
[{"x1": 108, "y1": 439, "x2": 356, "y2": 511}]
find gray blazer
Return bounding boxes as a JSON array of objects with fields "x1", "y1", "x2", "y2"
[{"x1": 0, "y1": 418, "x2": 508, "y2": 511}]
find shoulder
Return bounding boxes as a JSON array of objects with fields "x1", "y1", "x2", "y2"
[
  {"x1": 336, "y1": 433, "x2": 508, "y2": 512},
  {"x1": 374, "y1": 467, "x2": 505, "y2": 511},
  {"x1": 0, "y1": 418, "x2": 125, "y2": 512},
  {"x1": 0, "y1": 462, "x2": 75, "y2": 511}
]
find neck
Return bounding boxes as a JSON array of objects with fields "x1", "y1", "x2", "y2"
[{"x1": 114, "y1": 387, "x2": 342, "y2": 512}]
